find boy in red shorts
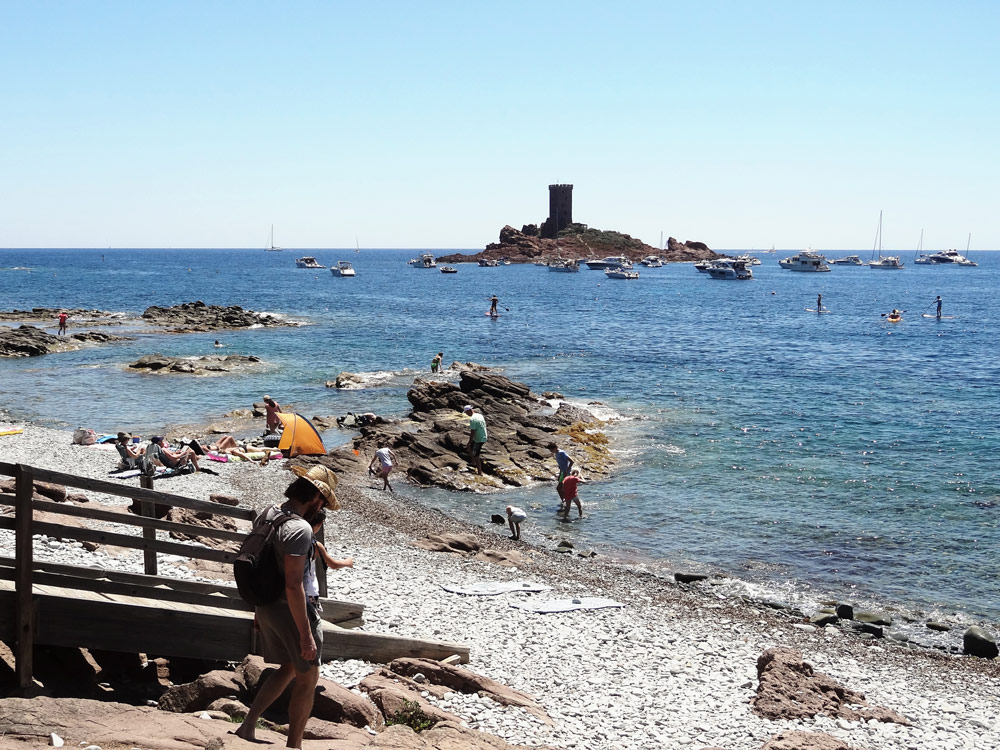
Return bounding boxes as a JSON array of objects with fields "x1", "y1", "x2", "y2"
[{"x1": 560, "y1": 469, "x2": 583, "y2": 518}]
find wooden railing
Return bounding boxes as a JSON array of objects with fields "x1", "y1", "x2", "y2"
[{"x1": 0, "y1": 460, "x2": 360, "y2": 690}]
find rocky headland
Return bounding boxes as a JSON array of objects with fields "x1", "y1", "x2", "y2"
[
  {"x1": 140, "y1": 301, "x2": 293, "y2": 332},
  {"x1": 436, "y1": 224, "x2": 718, "y2": 265},
  {"x1": 127, "y1": 353, "x2": 265, "y2": 376},
  {"x1": 0, "y1": 325, "x2": 131, "y2": 358},
  {"x1": 303, "y1": 371, "x2": 615, "y2": 493}
]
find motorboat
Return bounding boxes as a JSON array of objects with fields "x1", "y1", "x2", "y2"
[
  {"x1": 706, "y1": 259, "x2": 753, "y2": 280},
  {"x1": 869, "y1": 256, "x2": 904, "y2": 269},
  {"x1": 913, "y1": 254, "x2": 937, "y2": 265},
  {"x1": 694, "y1": 260, "x2": 714, "y2": 273},
  {"x1": 478, "y1": 258, "x2": 500, "y2": 267},
  {"x1": 778, "y1": 251, "x2": 830, "y2": 272},
  {"x1": 639, "y1": 255, "x2": 663, "y2": 267},
  {"x1": 604, "y1": 266, "x2": 639, "y2": 280},
  {"x1": 409, "y1": 253, "x2": 437, "y2": 268},
  {"x1": 921, "y1": 249, "x2": 973, "y2": 264},
  {"x1": 330, "y1": 261, "x2": 355, "y2": 277},
  {"x1": 548, "y1": 259, "x2": 580, "y2": 272},
  {"x1": 440, "y1": 265, "x2": 457, "y2": 274},
  {"x1": 733, "y1": 253, "x2": 761, "y2": 266},
  {"x1": 830, "y1": 255, "x2": 865, "y2": 265},
  {"x1": 295, "y1": 256, "x2": 325, "y2": 269},
  {"x1": 585, "y1": 255, "x2": 631, "y2": 270}
]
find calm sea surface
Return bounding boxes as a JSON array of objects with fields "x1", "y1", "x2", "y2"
[{"x1": 1, "y1": 247, "x2": 998, "y2": 624}]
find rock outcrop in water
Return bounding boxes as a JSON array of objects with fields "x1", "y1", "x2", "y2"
[
  {"x1": 436, "y1": 224, "x2": 717, "y2": 265},
  {"x1": 0, "y1": 307, "x2": 123, "y2": 325},
  {"x1": 128, "y1": 353, "x2": 264, "y2": 375},
  {"x1": 140, "y1": 301, "x2": 289, "y2": 332},
  {"x1": 0, "y1": 325, "x2": 131, "y2": 358},
  {"x1": 331, "y1": 371, "x2": 615, "y2": 492}
]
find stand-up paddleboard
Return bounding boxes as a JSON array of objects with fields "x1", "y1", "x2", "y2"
[
  {"x1": 485, "y1": 311, "x2": 500, "y2": 318},
  {"x1": 804, "y1": 307, "x2": 831, "y2": 313},
  {"x1": 922, "y1": 314, "x2": 956, "y2": 319}
]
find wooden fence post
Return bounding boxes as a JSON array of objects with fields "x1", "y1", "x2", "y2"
[
  {"x1": 13, "y1": 464, "x2": 35, "y2": 691},
  {"x1": 139, "y1": 475, "x2": 157, "y2": 576}
]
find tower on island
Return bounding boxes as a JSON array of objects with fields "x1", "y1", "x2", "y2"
[{"x1": 540, "y1": 183, "x2": 573, "y2": 239}]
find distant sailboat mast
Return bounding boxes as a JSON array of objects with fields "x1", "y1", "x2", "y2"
[{"x1": 871, "y1": 210, "x2": 883, "y2": 260}]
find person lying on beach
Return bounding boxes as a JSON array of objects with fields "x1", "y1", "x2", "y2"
[
  {"x1": 560, "y1": 468, "x2": 584, "y2": 518},
  {"x1": 506, "y1": 505, "x2": 526, "y2": 541},
  {"x1": 205, "y1": 435, "x2": 282, "y2": 462},
  {"x1": 368, "y1": 444, "x2": 397, "y2": 491},
  {"x1": 304, "y1": 510, "x2": 354, "y2": 604},
  {"x1": 146, "y1": 436, "x2": 200, "y2": 472}
]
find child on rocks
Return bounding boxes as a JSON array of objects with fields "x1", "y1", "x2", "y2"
[
  {"x1": 560, "y1": 468, "x2": 583, "y2": 518},
  {"x1": 506, "y1": 505, "x2": 527, "y2": 541}
]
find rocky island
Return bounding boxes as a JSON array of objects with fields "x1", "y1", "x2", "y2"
[
  {"x1": 127, "y1": 353, "x2": 265, "y2": 376},
  {"x1": 140, "y1": 301, "x2": 293, "y2": 332},
  {"x1": 0, "y1": 325, "x2": 131, "y2": 358}
]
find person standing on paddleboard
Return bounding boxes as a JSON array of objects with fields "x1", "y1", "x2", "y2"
[
  {"x1": 489, "y1": 295, "x2": 499, "y2": 317},
  {"x1": 935, "y1": 296, "x2": 943, "y2": 319},
  {"x1": 817, "y1": 293, "x2": 823, "y2": 312}
]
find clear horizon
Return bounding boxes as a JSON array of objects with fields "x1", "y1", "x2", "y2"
[{"x1": 3, "y1": 2, "x2": 997, "y2": 250}]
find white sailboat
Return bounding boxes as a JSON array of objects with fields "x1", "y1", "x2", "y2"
[
  {"x1": 868, "y1": 211, "x2": 904, "y2": 269},
  {"x1": 265, "y1": 225, "x2": 282, "y2": 252},
  {"x1": 959, "y1": 233, "x2": 978, "y2": 267}
]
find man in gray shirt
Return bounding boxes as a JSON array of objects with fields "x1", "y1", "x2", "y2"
[{"x1": 235, "y1": 464, "x2": 339, "y2": 748}]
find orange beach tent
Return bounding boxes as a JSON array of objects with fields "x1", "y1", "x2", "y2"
[{"x1": 276, "y1": 413, "x2": 326, "y2": 458}]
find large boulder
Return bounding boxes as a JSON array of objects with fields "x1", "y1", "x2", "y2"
[
  {"x1": 0, "y1": 324, "x2": 61, "y2": 357},
  {"x1": 963, "y1": 626, "x2": 998, "y2": 658},
  {"x1": 157, "y1": 669, "x2": 243, "y2": 712},
  {"x1": 761, "y1": 730, "x2": 864, "y2": 750},
  {"x1": 752, "y1": 647, "x2": 908, "y2": 725}
]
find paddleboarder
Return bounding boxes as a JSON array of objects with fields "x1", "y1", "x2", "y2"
[
  {"x1": 935, "y1": 296, "x2": 943, "y2": 319},
  {"x1": 816, "y1": 293, "x2": 823, "y2": 312},
  {"x1": 489, "y1": 295, "x2": 499, "y2": 317}
]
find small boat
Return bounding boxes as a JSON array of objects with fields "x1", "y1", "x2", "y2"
[
  {"x1": 409, "y1": 253, "x2": 437, "y2": 268},
  {"x1": 639, "y1": 255, "x2": 663, "y2": 267},
  {"x1": 830, "y1": 255, "x2": 864, "y2": 265},
  {"x1": 295, "y1": 256, "x2": 325, "y2": 269},
  {"x1": 887, "y1": 312, "x2": 903, "y2": 323},
  {"x1": 586, "y1": 255, "x2": 631, "y2": 270},
  {"x1": 478, "y1": 258, "x2": 500, "y2": 267},
  {"x1": 440, "y1": 265, "x2": 457, "y2": 274},
  {"x1": 547, "y1": 258, "x2": 580, "y2": 272},
  {"x1": 706, "y1": 259, "x2": 753, "y2": 280},
  {"x1": 913, "y1": 230, "x2": 935, "y2": 264},
  {"x1": 733, "y1": 253, "x2": 761, "y2": 266},
  {"x1": 265, "y1": 225, "x2": 282, "y2": 252},
  {"x1": 330, "y1": 261, "x2": 356, "y2": 277},
  {"x1": 778, "y1": 250, "x2": 831, "y2": 272},
  {"x1": 604, "y1": 266, "x2": 639, "y2": 280}
]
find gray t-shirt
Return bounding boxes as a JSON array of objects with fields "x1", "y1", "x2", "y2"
[{"x1": 262, "y1": 505, "x2": 312, "y2": 593}]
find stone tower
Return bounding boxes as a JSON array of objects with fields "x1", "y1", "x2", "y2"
[{"x1": 541, "y1": 183, "x2": 573, "y2": 239}]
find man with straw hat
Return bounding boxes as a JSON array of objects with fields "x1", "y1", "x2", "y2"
[{"x1": 235, "y1": 465, "x2": 339, "y2": 747}]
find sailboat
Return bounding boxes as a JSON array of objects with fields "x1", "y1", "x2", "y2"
[
  {"x1": 913, "y1": 229, "x2": 935, "y2": 264},
  {"x1": 868, "y1": 211, "x2": 904, "y2": 269},
  {"x1": 958, "y1": 233, "x2": 978, "y2": 267},
  {"x1": 265, "y1": 225, "x2": 282, "y2": 252}
]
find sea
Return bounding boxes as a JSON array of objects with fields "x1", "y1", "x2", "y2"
[{"x1": 1, "y1": 247, "x2": 998, "y2": 630}]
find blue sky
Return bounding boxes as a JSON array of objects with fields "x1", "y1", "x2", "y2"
[{"x1": 2, "y1": 1, "x2": 996, "y2": 250}]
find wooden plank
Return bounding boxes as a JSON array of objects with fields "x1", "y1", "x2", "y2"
[
  {"x1": 140, "y1": 475, "x2": 157, "y2": 576},
  {"x1": 321, "y1": 624, "x2": 470, "y2": 664},
  {"x1": 0, "y1": 562, "x2": 365, "y2": 624},
  {"x1": 0, "y1": 461, "x2": 254, "y2": 521},
  {"x1": 0, "y1": 517, "x2": 235, "y2": 564},
  {"x1": 0, "y1": 496, "x2": 248, "y2": 543},
  {"x1": 13, "y1": 464, "x2": 34, "y2": 689}
]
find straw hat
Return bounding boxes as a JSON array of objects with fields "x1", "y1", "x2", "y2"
[{"x1": 290, "y1": 464, "x2": 340, "y2": 509}]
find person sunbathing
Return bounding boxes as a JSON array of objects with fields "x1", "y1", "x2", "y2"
[
  {"x1": 114, "y1": 432, "x2": 146, "y2": 470},
  {"x1": 208, "y1": 435, "x2": 281, "y2": 461},
  {"x1": 147, "y1": 436, "x2": 200, "y2": 472}
]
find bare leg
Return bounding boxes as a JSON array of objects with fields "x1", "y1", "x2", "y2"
[
  {"x1": 573, "y1": 498, "x2": 583, "y2": 518},
  {"x1": 508, "y1": 517, "x2": 516, "y2": 539},
  {"x1": 382, "y1": 468, "x2": 393, "y2": 492},
  {"x1": 235, "y1": 662, "x2": 296, "y2": 741},
  {"x1": 285, "y1": 665, "x2": 319, "y2": 749}
]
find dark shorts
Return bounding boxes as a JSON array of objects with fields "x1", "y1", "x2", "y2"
[
  {"x1": 470, "y1": 441, "x2": 485, "y2": 456},
  {"x1": 256, "y1": 599, "x2": 323, "y2": 673}
]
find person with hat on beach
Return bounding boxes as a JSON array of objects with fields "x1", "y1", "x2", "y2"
[
  {"x1": 263, "y1": 394, "x2": 283, "y2": 433},
  {"x1": 235, "y1": 465, "x2": 340, "y2": 748},
  {"x1": 146, "y1": 436, "x2": 200, "y2": 473},
  {"x1": 464, "y1": 404, "x2": 487, "y2": 475}
]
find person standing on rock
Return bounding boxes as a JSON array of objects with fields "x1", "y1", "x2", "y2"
[
  {"x1": 464, "y1": 404, "x2": 487, "y2": 475},
  {"x1": 368, "y1": 443, "x2": 397, "y2": 491},
  {"x1": 431, "y1": 351, "x2": 443, "y2": 373},
  {"x1": 57, "y1": 311, "x2": 68, "y2": 335},
  {"x1": 548, "y1": 442, "x2": 574, "y2": 500},
  {"x1": 235, "y1": 465, "x2": 340, "y2": 748}
]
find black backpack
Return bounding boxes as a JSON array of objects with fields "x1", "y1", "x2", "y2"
[{"x1": 234, "y1": 508, "x2": 296, "y2": 605}]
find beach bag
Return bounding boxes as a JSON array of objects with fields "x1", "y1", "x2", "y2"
[
  {"x1": 72, "y1": 427, "x2": 98, "y2": 446},
  {"x1": 234, "y1": 508, "x2": 296, "y2": 605}
]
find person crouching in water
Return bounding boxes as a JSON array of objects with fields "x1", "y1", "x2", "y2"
[
  {"x1": 560, "y1": 468, "x2": 583, "y2": 518},
  {"x1": 367, "y1": 444, "x2": 397, "y2": 491}
]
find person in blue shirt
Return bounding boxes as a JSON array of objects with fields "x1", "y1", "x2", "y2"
[{"x1": 548, "y1": 442, "x2": 574, "y2": 500}]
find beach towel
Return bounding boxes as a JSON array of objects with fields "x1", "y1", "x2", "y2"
[
  {"x1": 109, "y1": 467, "x2": 167, "y2": 479},
  {"x1": 0, "y1": 429, "x2": 24, "y2": 437},
  {"x1": 509, "y1": 597, "x2": 624, "y2": 613},
  {"x1": 441, "y1": 581, "x2": 552, "y2": 596},
  {"x1": 206, "y1": 452, "x2": 229, "y2": 463}
]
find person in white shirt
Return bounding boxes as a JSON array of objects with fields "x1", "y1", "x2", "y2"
[{"x1": 368, "y1": 444, "x2": 397, "y2": 491}]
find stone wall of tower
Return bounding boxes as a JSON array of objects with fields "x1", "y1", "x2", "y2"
[{"x1": 541, "y1": 183, "x2": 573, "y2": 239}]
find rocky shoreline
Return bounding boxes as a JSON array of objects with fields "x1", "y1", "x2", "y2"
[{"x1": 1, "y1": 418, "x2": 999, "y2": 749}]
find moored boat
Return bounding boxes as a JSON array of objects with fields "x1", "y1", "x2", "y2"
[
  {"x1": 295, "y1": 256, "x2": 325, "y2": 269},
  {"x1": 409, "y1": 253, "x2": 437, "y2": 268},
  {"x1": 639, "y1": 255, "x2": 663, "y2": 267},
  {"x1": 604, "y1": 266, "x2": 639, "y2": 280},
  {"x1": 706, "y1": 259, "x2": 753, "y2": 280},
  {"x1": 778, "y1": 250, "x2": 830, "y2": 272},
  {"x1": 830, "y1": 255, "x2": 864, "y2": 265},
  {"x1": 440, "y1": 265, "x2": 457, "y2": 274},
  {"x1": 547, "y1": 259, "x2": 580, "y2": 272},
  {"x1": 478, "y1": 258, "x2": 500, "y2": 267},
  {"x1": 869, "y1": 256, "x2": 905, "y2": 269},
  {"x1": 586, "y1": 255, "x2": 631, "y2": 270},
  {"x1": 330, "y1": 261, "x2": 355, "y2": 277}
]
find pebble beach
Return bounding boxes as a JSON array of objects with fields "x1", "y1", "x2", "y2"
[{"x1": 2, "y1": 421, "x2": 999, "y2": 750}]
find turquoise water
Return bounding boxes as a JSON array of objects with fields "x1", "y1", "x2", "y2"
[{"x1": 1, "y1": 248, "x2": 998, "y2": 623}]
